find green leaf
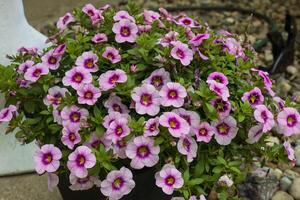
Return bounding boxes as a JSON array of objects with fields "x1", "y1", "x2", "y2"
[
  {"x1": 189, "y1": 178, "x2": 204, "y2": 186},
  {"x1": 183, "y1": 168, "x2": 190, "y2": 182}
]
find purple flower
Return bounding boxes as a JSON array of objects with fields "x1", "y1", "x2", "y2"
[
  {"x1": 57, "y1": 12, "x2": 75, "y2": 31},
  {"x1": 0, "y1": 105, "x2": 17, "y2": 122},
  {"x1": 61, "y1": 124, "x2": 81, "y2": 149},
  {"x1": 75, "y1": 51, "x2": 99, "y2": 72},
  {"x1": 67, "y1": 146, "x2": 96, "y2": 178},
  {"x1": 251, "y1": 68, "x2": 274, "y2": 97},
  {"x1": 155, "y1": 164, "x2": 184, "y2": 195},
  {"x1": 47, "y1": 173, "x2": 59, "y2": 192},
  {"x1": 131, "y1": 84, "x2": 161, "y2": 116},
  {"x1": 159, "y1": 112, "x2": 190, "y2": 138},
  {"x1": 17, "y1": 60, "x2": 34, "y2": 74},
  {"x1": 104, "y1": 93, "x2": 130, "y2": 114},
  {"x1": 18, "y1": 47, "x2": 38, "y2": 55},
  {"x1": 138, "y1": 25, "x2": 152, "y2": 33},
  {"x1": 189, "y1": 33, "x2": 209, "y2": 46},
  {"x1": 170, "y1": 41, "x2": 194, "y2": 66},
  {"x1": 177, "y1": 136, "x2": 197, "y2": 162},
  {"x1": 43, "y1": 86, "x2": 69, "y2": 108},
  {"x1": 100, "y1": 167, "x2": 135, "y2": 200},
  {"x1": 41, "y1": 50, "x2": 62, "y2": 70},
  {"x1": 212, "y1": 116, "x2": 238, "y2": 145},
  {"x1": 218, "y1": 175, "x2": 233, "y2": 187},
  {"x1": 207, "y1": 72, "x2": 228, "y2": 86},
  {"x1": 53, "y1": 109, "x2": 62, "y2": 125},
  {"x1": 82, "y1": 4, "x2": 103, "y2": 25},
  {"x1": 144, "y1": 10, "x2": 160, "y2": 24},
  {"x1": 24, "y1": 63, "x2": 49, "y2": 82},
  {"x1": 177, "y1": 17, "x2": 196, "y2": 28},
  {"x1": 113, "y1": 10, "x2": 135, "y2": 22},
  {"x1": 172, "y1": 108, "x2": 200, "y2": 128},
  {"x1": 98, "y1": 69, "x2": 127, "y2": 91},
  {"x1": 84, "y1": 132, "x2": 111, "y2": 150},
  {"x1": 207, "y1": 81, "x2": 230, "y2": 101},
  {"x1": 222, "y1": 38, "x2": 245, "y2": 59},
  {"x1": 53, "y1": 44, "x2": 66, "y2": 56},
  {"x1": 241, "y1": 87, "x2": 264, "y2": 107},
  {"x1": 211, "y1": 98, "x2": 231, "y2": 119},
  {"x1": 189, "y1": 195, "x2": 207, "y2": 200},
  {"x1": 126, "y1": 136, "x2": 160, "y2": 169},
  {"x1": 105, "y1": 117, "x2": 131, "y2": 144},
  {"x1": 113, "y1": 139, "x2": 128, "y2": 159},
  {"x1": 253, "y1": 105, "x2": 275, "y2": 133},
  {"x1": 283, "y1": 141, "x2": 296, "y2": 163},
  {"x1": 159, "y1": 82, "x2": 187, "y2": 108},
  {"x1": 143, "y1": 68, "x2": 171, "y2": 90},
  {"x1": 273, "y1": 96, "x2": 285, "y2": 110},
  {"x1": 62, "y1": 67, "x2": 92, "y2": 89},
  {"x1": 144, "y1": 117, "x2": 160, "y2": 137},
  {"x1": 246, "y1": 124, "x2": 264, "y2": 144},
  {"x1": 158, "y1": 31, "x2": 179, "y2": 47},
  {"x1": 103, "y1": 112, "x2": 128, "y2": 129},
  {"x1": 112, "y1": 19, "x2": 138, "y2": 43},
  {"x1": 193, "y1": 122, "x2": 215, "y2": 143},
  {"x1": 92, "y1": 33, "x2": 108, "y2": 43},
  {"x1": 69, "y1": 173, "x2": 101, "y2": 191},
  {"x1": 61, "y1": 105, "x2": 89, "y2": 128},
  {"x1": 102, "y1": 47, "x2": 121, "y2": 64},
  {"x1": 33, "y1": 144, "x2": 62, "y2": 174},
  {"x1": 277, "y1": 107, "x2": 300, "y2": 136},
  {"x1": 77, "y1": 84, "x2": 101, "y2": 105}
]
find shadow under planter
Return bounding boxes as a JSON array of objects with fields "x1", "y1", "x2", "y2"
[{"x1": 58, "y1": 167, "x2": 173, "y2": 200}]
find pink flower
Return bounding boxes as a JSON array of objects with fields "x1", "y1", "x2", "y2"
[
  {"x1": 103, "y1": 112, "x2": 128, "y2": 129},
  {"x1": 277, "y1": 107, "x2": 300, "y2": 136},
  {"x1": 189, "y1": 33, "x2": 210, "y2": 46},
  {"x1": 104, "y1": 93, "x2": 130, "y2": 114},
  {"x1": 193, "y1": 122, "x2": 215, "y2": 143},
  {"x1": 47, "y1": 173, "x2": 59, "y2": 192},
  {"x1": 62, "y1": 67, "x2": 92, "y2": 89},
  {"x1": 144, "y1": 10, "x2": 160, "y2": 24},
  {"x1": 17, "y1": 60, "x2": 34, "y2": 74},
  {"x1": 251, "y1": 68, "x2": 274, "y2": 96},
  {"x1": 207, "y1": 81, "x2": 230, "y2": 101},
  {"x1": 177, "y1": 136, "x2": 197, "y2": 162},
  {"x1": 100, "y1": 167, "x2": 135, "y2": 200},
  {"x1": 207, "y1": 72, "x2": 228, "y2": 86},
  {"x1": 113, "y1": 138, "x2": 128, "y2": 159},
  {"x1": 253, "y1": 105, "x2": 275, "y2": 132},
  {"x1": 138, "y1": 25, "x2": 152, "y2": 33},
  {"x1": 61, "y1": 124, "x2": 81, "y2": 149},
  {"x1": 177, "y1": 17, "x2": 196, "y2": 28},
  {"x1": 53, "y1": 44, "x2": 66, "y2": 56},
  {"x1": 144, "y1": 117, "x2": 160, "y2": 136},
  {"x1": 112, "y1": 19, "x2": 138, "y2": 43},
  {"x1": 113, "y1": 11, "x2": 135, "y2": 22},
  {"x1": 53, "y1": 109, "x2": 62, "y2": 125},
  {"x1": 69, "y1": 173, "x2": 101, "y2": 191},
  {"x1": 131, "y1": 84, "x2": 161, "y2": 116},
  {"x1": 60, "y1": 105, "x2": 89, "y2": 127},
  {"x1": 218, "y1": 175, "x2": 233, "y2": 187},
  {"x1": 18, "y1": 47, "x2": 38, "y2": 55},
  {"x1": 159, "y1": 7, "x2": 173, "y2": 21},
  {"x1": 98, "y1": 69, "x2": 127, "y2": 91},
  {"x1": 102, "y1": 47, "x2": 121, "y2": 64},
  {"x1": 246, "y1": 124, "x2": 264, "y2": 144},
  {"x1": 33, "y1": 144, "x2": 62, "y2": 174},
  {"x1": 75, "y1": 51, "x2": 99, "y2": 72},
  {"x1": 57, "y1": 12, "x2": 75, "y2": 31},
  {"x1": 158, "y1": 31, "x2": 179, "y2": 47},
  {"x1": 82, "y1": 4, "x2": 103, "y2": 25},
  {"x1": 241, "y1": 87, "x2": 264, "y2": 107},
  {"x1": 92, "y1": 33, "x2": 108, "y2": 43},
  {"x1": 105, "y1": 117, "x2": 131, "y2": 143},
  {"x1": 155, "y1": 164, "x2": 184, "y2": 195},
  {"x1": 41, "y1": 50, "x2": 61, "y2": 70},
  {"x1": 159, "y1": 112, "x2": 190, "y2": 138},
  {"x1": 222, "y1": 38, "x2": 245, "y2": 59},
  {"x1": 211, "y1": 98, "x2": 231, "y2": 119},
  {"x1": 170, "y1": 41, "x2": 194, "y2": 66},
  {"x1": 0, "y1": 105, "x2": 17, "y2": 122},
  {"x1": 273, "y1": 96, "x2": 285, "y2": 110},
  {"x1": 85, "y1": 133, "x2": 111, "y2": 150},
  {"x1": 143, "y1": 68, "x2": 171, "y2": 90},
  {"x1": 283, "y1": 141, "x2": 296, "y2": 163},
  {"x1": 212, "y1": 116, "x2": 238, "y2": 145},
  {"x1": 77, "y1": 84, "x2": 101, "y2": 105},
  {"x1": 172, "y1": 108, "x2": 200, "y2": 128},
  {"x1": 67, "y1": 146, "x2": 96, "y2": 178},
  {"x1": 43, "y1": 86, "x2": 69, "y2": 108},
  {"x1": 24, "y1": 63, "x2": 49, "y2": 82},
  {"x1": 189, "y1": 195, "x2": 207, "y2": 200},
  {"x1": 126, "y1": 136, "x2": 160, "y2": 169},
  {"x1": 159, "y1": 82, "x2": 187, "y2": 107}
]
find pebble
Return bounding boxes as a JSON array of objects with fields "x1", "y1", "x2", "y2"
[
  {"x1": 293, "y1": 92, "x2": 300, "y2": 103},
  {"x1": 289, "y1": 178, "x2": 300, "y2": 199},
  {"x1": 279, "y1": 80, "x2": 292, "y2": 93},
  {"x1": 270, "y1": 168, "x2": 283, "y2": 179},
  {"x1": 272, "y1": 191, "x2": 294, "y2": 200},
  {"x1": 284, "y1": 169, "x2": 300, "y2": 180},
  {"x1": 265, "y1": 50, "x2": 273, "y2": 62},
  {"x1": 295, "y1": 146, "x2": 300, "y2": 167},
  {"x1": 287, "y1": 65, "x2": 298, "y2": 75},
  {"x1": 280, "y1": 176, "x2": 292, "y2": 191},
  {"x1": 225, "y1": 17, "x2": 235, "y2": 24}
]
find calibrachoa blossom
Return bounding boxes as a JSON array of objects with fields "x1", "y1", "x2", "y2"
[
  {"x1": 62, "y1": 67, "x2": 92, "y2": 89},
  {"x1": 77, "y1": 84, "x2": 101, "y2": 105},
  {"x1": 98, "y1": 69, "x2": 127, "y2": 91},
  {"x1": 106, "y1": 117, "x2": 131, "y2": 143},
  {"x1": 143, "y1": 68, "x2": 171, "y2": 90},
  {"x1": 103, "y1": 112, "x2": 127, "y2": 129},
  {"x1": 126, "y1": 136, "x2": 160, "y2": 169},
  {"x1": 43, "y1": 86, "x2": 69, "y2": 108},
  {"x1": 41, "y1": 49, "x2": 61, "y2": 70},
  {"x1": 159, "y1": 112, "x2": 190, "y2": 138},
  {"x1": 57, "y1": 12, "x2": 75, "y2": 31},
  {"x1": 155, "y1": 164, "x2": 184, "y2": 195},
  {"x1": 211, "y1": 98, "x2": 231, "y2": 119},
  {"x1": 144, "y1": 117, "x2": 160, "y2": 136},
  {"x1": 85, "y1": 132, "x2": 111, "y2": 151},
  {"x1": 102, "y1": 47, "x2": 121, "y2": 64},
  {"x1": 100, "y1": 167, "x2": 135, "y2": 200},
  {"x1": 47, "y1": 173, "x2": 59, "y2": 192},
  {"x1": 69, "y1": 173, "x2": 101, "y2": 191},
  {"x1": 173, "y1": 108, "x2": 200, "y2": 128},
  {"x1": 92, "y1": 33, "x2": 108, "y2": 43},
  {"x1": 170, "y1": 41, "x2": 194, "y2": 66},
  {"x1": 112, "y1": 19, "x2": 138, "y2": 43},
  {"x1": 218, "y1": 175, "x2": 233, "y2": 187},
  {"x1": 207, "y1": 80, "x2": 230, "y2": 101},
  {"x1": 159, "y1": 82, "x2": 187, "y2": 107},
  {"x1": 17, "y1": 60, "x2": 34, "y2": 74},
  {"x1": 24, "y1": 63, "x2": 49, "y2": 82},
  {"x1": 177, "y1": 135, "x2": 197, "y2": 162},
  {"x1": 113, "y1": 10, "x2": 135, "y2": 22},
  {"x1": 67, "y1": 146, "x2": 96, "y2": 178},
  {"x1": 189, "y1": 33, "x2": 210, "y2": 46},
  {"x1": 251, "y1": 68, "x2": 275, "y2": 96},
  {"x1": 207, "y1": 72, "x2": 228, "y2": 86},
  {"x1": 189, "y1": 195, "x2": 207, "y2": 200},
  {"x1": 60, "y1": 105, "x2": 89, "y2": 127},
  {"x1": 253, "y1": 105, "x2": 275, "y2": 132},
  {"x1": 144, "y1": 10, "x2": 160, "y2": 24},
  {"x1": 283, "y1": 141, "x2": 296, "y2": 163},
  {"x1": 61, "y1": 124, "x2": 81, "y2": 149},
  {"x1": 222, "y1": 37, "x2": 245, "y2": 59},
  {"x1": 104, "y1": 93, "x2": 129, "y2": 114},
  {"x1": 277, "y1": 107, "x2": 300, "y2": 136},
  {"x1": 242, "y1": 87, "x2": 264, "y2": 107},
  {"x1": 113, "y1": 138, "x2": 128, "y2": 159},
  {"x1": 158, "y1": 31, "x2": 179, "y2": 47},
  {"x1": 212, "y1": 116, "x2": 238, "y2": 145},
  {"x1": 131, "y1": 84, "x2": 161, "y2": 116},
  {"x1": 193, "y1": 122, "x2": 215, "y2": 143},
  {"x1": 75, "y1": 51, "x2": 98, "y2": 72},
  {"x1": 177, "y1": 16, "x2": 196, "y2": 28},
  {"x1": 33, "y1": 144, "x2": 62, "y2": 174},
  {"x1": 82, "y1": 4, "x2": 103, "y2": 25},
  {"x1": 0, "y1": 105, "x2": 17, "y2": 122},
  {"x1": 53, "y1": 44, "x2": 66, "y2": 56},
  {"x1": 246, "y1": 124, "x2": 264, "y2": 144}
]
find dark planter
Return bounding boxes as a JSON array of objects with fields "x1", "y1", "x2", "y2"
[{"x1": 58, "y1": 167, "x2": 173, "y2": 200}]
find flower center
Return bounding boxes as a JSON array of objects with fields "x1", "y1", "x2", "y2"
[
  {"x1": 87, "y1": 10, "x2": 94, "y2": 17},
  {"x1": 116, "y1": 139, "x2": 126, "y2": 148},
  {"x1": 33, "y1": 69, "x2": 42, "y2": 77},
  {"x1": 112, "y1": 177, "x2": 124, "y2": 190},
  {"x1": 73, "y1": 73, "x2": 83, "y2": 83},
  {"x1": 176, "y1": 49, "x2": 185, "y2": 59},
  {"x1": 91, "y1": 140, "x2": 103, "y2": 149},
  {"x1": 42, "y1": 153, "x2": 53, "y2": 164},
  {"x1": 137, "y1": 145, "x2": 150, "y2": 158},
  {"x1": 69, "y1": 132, "x2": 76, "y2": 142},
  {"x1": 70, "y1": 112, "x2": 81, "y2": 122},
  {"x1": 169, "y1": 118, "x2": 179, "y2": 129},
  {"x1": 165, "y1": 175, "x2": 175, "y2": 186},
  {"x1": 84, "y1": 91, "x2": 94, "y2": 99},
  {"x1": 76, "y1": 155, "x2": 86, "y2": 166},
  {"x1": 49, "y1": 56, "x2": 57, "y2": 64},
  {"x1": 199, "y1": 128, "x2": 208, "y2": 136},
  {"x1": 249, "y1": 93, "x2": 259, "y2": 104},
  {"x1": 84, "y1": 59, "x2": 94, "y2": 68},
  {"x1": 287, "y1": 115, "x2": 297, "y2": 127},
  {"x1": 151, "y1": 76, "x2": 163, "y2": 87},
  {"x1": 53, "y1": 94, "x2": 63, "y2": 105},
  {"x1": 62, "y1": 15, "x2": 70, "y2": 24},
  {"x1": 112, "y1": 104, "x2": 122, "y2": 112},
  {"x1": 107, "y1": 53, "x2": 115, "y2": 60},
  {"x1": 149, "y1": 123, "x2": 157, "y2": 132},
  {"x1": 115, "y1": 126, "x2": 123, "y2": 136},
  {"x1": 168, "y1": 90, "x2": 178, "y2": 99},
  {"x1": 140, "y1": 94, "x2": 152, "y2": 106},
  {"x1": 77, "y1": 177, "x2": 90, "y2": 184},
  {"x1": 182, "y1": 19, "x2": 191, "y2": 25},
  {"x1": 109, "y1": 74, "x2": 119, "y2": 84},
  {"x1": 217, "y1": 123, "x2": 230, "y2": 135},
  {"x1": 120, "y1": 26, "x2": 131, "y2": 37}
]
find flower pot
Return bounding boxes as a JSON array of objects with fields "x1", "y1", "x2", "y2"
[{"x1": 58, "y1": 167, "x2": 172, "y2": 200}]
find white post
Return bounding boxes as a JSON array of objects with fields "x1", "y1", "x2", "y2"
[{"x1": 0, "y1": 0, "x2": 48, "y2": 176}]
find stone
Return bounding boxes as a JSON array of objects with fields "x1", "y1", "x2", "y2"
[
  {"x1": 287, "y1": 65, "x2": 298, "y2": 75},
  {"x1": 284, "y1": 169, "x2": 300, "y2": 180},
  {"x1": 225, "y1": 17, "x2": 235, "y2": 24},
  {"x1": 272, "y1": 191, "x2": 294, "y2": 200},
  {"x1": 293, "y1": 92, "x2": 300, "y2": 103},
  {"x1": 295, "y1": 146, "x2": 300, "y2": 167},
  {"x1": 272, "y1": 169, "x2": 283, "y2": 179},
  {"x1": 289, "y1": 178, "x2": 300, "y2": 199},
  {"x1": 280, "y1": 176, "x2": 292, "y2": 191},
  {"x1": 265, "y1": 50, "x2": 273, "y2": 62},
  {"x1": 279, "y1": 81, "x2": 292, "y2": 93}
]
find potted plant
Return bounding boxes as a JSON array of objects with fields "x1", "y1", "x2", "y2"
[{"x1": 0, "y1": 2, "x2": 299, "y2": 200}]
